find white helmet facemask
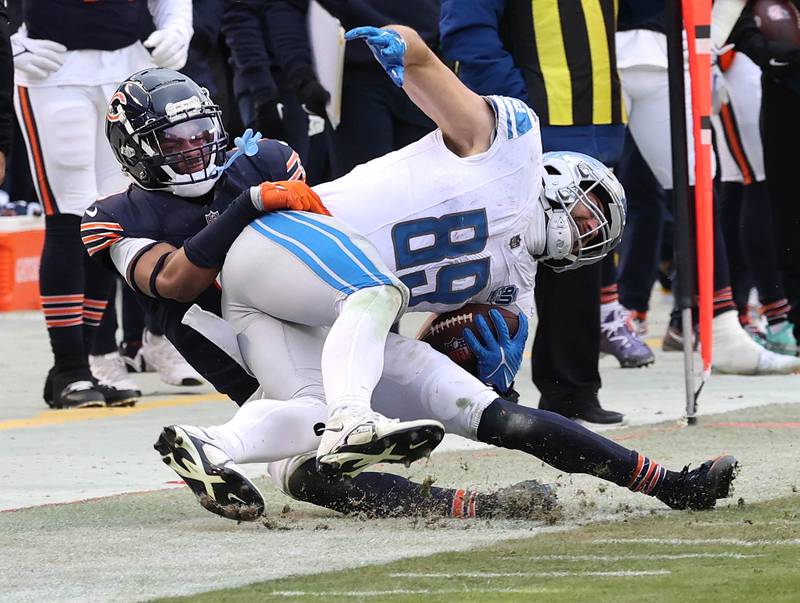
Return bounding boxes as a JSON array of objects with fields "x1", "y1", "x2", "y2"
[{"x1": 535, "y1": 151, "x2": 626, "y2": 272}]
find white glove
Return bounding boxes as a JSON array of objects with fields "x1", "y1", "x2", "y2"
[
  {"x1": 143, "y1": 28, "x2": 190, "y2": 70},
  {"x1": 11, "y1": 33, "x2": 67, "y2": 79}
]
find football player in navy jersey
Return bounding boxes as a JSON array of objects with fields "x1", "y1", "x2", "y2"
[
  {"x1": 12, "y1": 0, "x2": 194, "y2": 408},
  {"x1": 83, "y1": 68, "x2": 325, "y2": 404}
]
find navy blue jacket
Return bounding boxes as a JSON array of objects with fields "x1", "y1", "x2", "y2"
[{"x1": 440, "y1": 0, "x2": 528, "y2": 102}]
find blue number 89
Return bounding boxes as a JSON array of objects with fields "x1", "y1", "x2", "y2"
[{"x1": 391, "y1": 210, "x2": 490, "y2": 307}]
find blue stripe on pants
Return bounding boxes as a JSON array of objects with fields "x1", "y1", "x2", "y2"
[
  {"x1": 249, "y1": 213, "x2": 391, "y2": 294},
  {"x1": 284, "y1": 212, "x2": 393, "y2": 286}
]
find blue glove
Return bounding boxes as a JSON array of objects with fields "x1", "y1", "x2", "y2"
[
  {"x1": 345, "y1": 26, "x2": 406, "y2": 87},
  {"x1": 463, "y1": 310, "x2": 529, "y2": 394}
]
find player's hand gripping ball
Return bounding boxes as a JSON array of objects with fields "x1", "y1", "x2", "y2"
[
  {"x1": 345, "y1": 26, "x2": 407, "y2": 86},
  {"x1": 421, "y1": 304, "x2": 528, "y2": 393}
]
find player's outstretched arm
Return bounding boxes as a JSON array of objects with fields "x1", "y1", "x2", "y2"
[{"x1": 346, "y1": 25, "x2": 495, "y2": 157}]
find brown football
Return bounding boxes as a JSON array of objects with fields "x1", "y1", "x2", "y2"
[
  {"x1": 753, "y1": 0, "x2": 800, "y2": 45},
  {"x1": 420, "y1": 303, "x2": 520, "y2": 374}
]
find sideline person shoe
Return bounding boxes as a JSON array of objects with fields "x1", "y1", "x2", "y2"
[
  {"x1": 89, "y1": 352, "x2": 140, "y2": 407},
  {"x1": 662, "y1": 323, "x2": 698, "y2": 352},
  {"x1": 600, "y1": 303, "x2": 655, "y2": 368},
  {"x1": 141, "y1": 330, "x2": 203, "y2": 386},
  {"x1": 573, "y1": 405, "x2": 626, "y2": 425},
  {"x1": 154, "y1": 425, "x2": 265, "y2": 521},
  {"x1": 45, "y1": 367, "x2": 105, "y2": 409},
  {"x1": 539, "y1": 398, "x2": 626, "y2": 425},
  {"x1": 316, "y1": 411, "x2": 445, "y2": 476},
  {"x1": 713, "y1": 311, "x2": 800, "y2": 375},
  {"x1": 763, "y1": 321, "x2": 799, "y2": 356},
  {"x1": 628, "y1": 310, "x2": 648, "y2": 336},
  {"x1": 656, "y1": 455, "x2": 738, "y2": 510},
  {"x1": 119, "y1": 340, "x2": 147, "y2": 373}
]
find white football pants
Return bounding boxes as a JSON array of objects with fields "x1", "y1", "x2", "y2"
[
  {"x1": 221, "y1": 211, "x2": 408, "y2": 418},
  {"x1": 14, "y1": 83, "x2": 129, "y2": 216}
]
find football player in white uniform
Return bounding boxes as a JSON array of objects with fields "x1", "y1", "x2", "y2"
[{"x1": 154, "y1": 26, "x2": 737, "y2": 521}]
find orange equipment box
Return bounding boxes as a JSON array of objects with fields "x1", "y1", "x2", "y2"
[{"x1": 0, "y1": 217, "x2": 45, "y2": 311}]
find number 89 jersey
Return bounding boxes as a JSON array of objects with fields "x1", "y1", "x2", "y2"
[{"x1": 315, "y1": 96, "x2": 544, "y2": 316}]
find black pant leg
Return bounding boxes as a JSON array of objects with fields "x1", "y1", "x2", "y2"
[
  {"x1": 533, "y1": 261, "x2": 602, "y2": 414},
  {"x1": 762, "y1": 80, "x2": 800, "y2": 330}
]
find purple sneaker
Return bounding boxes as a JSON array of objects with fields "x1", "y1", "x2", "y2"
[{"x1": 600, "y1": 304, "x2": 656, "y2": 368}]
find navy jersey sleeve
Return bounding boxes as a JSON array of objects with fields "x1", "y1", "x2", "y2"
[
  {"x1": 81, "y1": 190, "x2": 161, "y2": 285},
  {"x1": 221, "y1": 0, "x2": 279, "y2": 101}
]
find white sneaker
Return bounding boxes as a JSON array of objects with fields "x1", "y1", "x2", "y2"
[
  {"x1": 141, "y1": 330, "x2": 204, "y2": 386},
  {"x1": 154, "y1": 425, "x2": 265, "y2": 521},
  {"x1": 316, "y1": 411, "x2": 445, "y2": 477},
  {"x1": 713, "y1": 311, "x2": 800, "y2": 375},
  {"x1": 89, "y1": 352, "x2": 141, "y2": 406}
]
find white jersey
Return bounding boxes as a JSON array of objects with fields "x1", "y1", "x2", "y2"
[{"x1": 315, "y1": 95, "x2": 544, "y2": 316}]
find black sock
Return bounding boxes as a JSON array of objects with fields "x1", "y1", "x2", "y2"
[
  {"x1": 40, "y1": 214, "x2": 87, "y2": 373},
  {"x1": 287, "y1": 458, "x2": 474, "y2": 518},
  {"x1": 477, "y1": 399, "x2": 674, "y2": 495}
]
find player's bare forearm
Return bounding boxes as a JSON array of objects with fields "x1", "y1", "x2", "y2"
[
  {"x1": 131, "y1": 242, "x2": 219, "y2": 303},
  {"x1": 385, "y1": 25, "x2": 495, "y2": 157}
]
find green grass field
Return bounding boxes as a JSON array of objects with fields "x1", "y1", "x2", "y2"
[{"x1": 160, "y1": 494, "x2": 800, "y2": 603}]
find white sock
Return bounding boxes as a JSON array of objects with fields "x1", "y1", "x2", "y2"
[
  {"x1": 321, "y1": 286, "x2": 403, "y2": 418},
  {"x1": 206, "y1": 396, "x2": 326, "y2": 464}
]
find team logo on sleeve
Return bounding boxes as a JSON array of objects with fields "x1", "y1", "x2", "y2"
[
  {"x1": 205, "y1": 210, "x2": 220, "y2": 224},
  {"x1": 488, "y1": 285, "x2": 518, "y2": 305}
]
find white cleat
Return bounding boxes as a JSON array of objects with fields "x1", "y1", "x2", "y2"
[
  {"x1": 141, "y1": 330, "x2": 204, "y2": 386},
  {"x1": 713, "y1": 311, "x2": 800, "y2": 375},
  {"x1": 316, "y1": 411, "x2": 444, "y2": 477},
  {"x1": 154, "y1": 425, "x2": 265, "y2": 521}
]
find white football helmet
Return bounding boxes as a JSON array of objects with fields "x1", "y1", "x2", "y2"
[{"x1": 538, "y1": 151, "x2": 626, "y2": 272}]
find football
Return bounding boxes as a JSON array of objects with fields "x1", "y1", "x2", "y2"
[
  {"x1": 420, "y1": 303, "x2": 520, "y2": 373},
  {"x1": 753, "y1": 0, "x2": 800, "y2": 45}
]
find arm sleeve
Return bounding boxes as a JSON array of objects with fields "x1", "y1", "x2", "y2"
[
  {"x1": 147, "y1": 0, "x2": 193, "y2": 36},
  {"x1": 0, "y1": 5, "x2": 13, "y2": 156},
  {"x1": 221, "y1": 0, "x2": 279, "y2": 100},
  {"x1": 263, "y1": 0, "x2": 317, "y2": 85},
  {"x1": 439, "y1": 0, "x2": 529, "y2": 101}
]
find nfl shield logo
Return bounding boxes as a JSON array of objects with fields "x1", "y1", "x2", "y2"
[{"x1": 205, "y1": 210, "x2": 220, "y2": 224}]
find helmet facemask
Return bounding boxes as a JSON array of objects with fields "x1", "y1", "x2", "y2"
[{"x1": 538, "y1": 152, "x2": 626, "y2": 272}]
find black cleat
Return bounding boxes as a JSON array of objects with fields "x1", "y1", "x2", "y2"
[
  {"x1": 154, "y1": 425, "x2": 265, "y2": 521},
  {"x1": 94, "y1": 382, "x2": 139, "y2": 408},
  {"x1": 657, "y1": 455, "x2": 739, "y2": 510},
  {"x1": 44, "y1": 367, "x2": 105, "y2": 409}
]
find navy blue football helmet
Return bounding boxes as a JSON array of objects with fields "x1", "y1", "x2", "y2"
[{"x1": 106, "y1": 68, "x2": 228, "y2": 197}]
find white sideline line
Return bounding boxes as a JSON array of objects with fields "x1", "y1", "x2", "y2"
[
  {"x1": 388, "y1": 570, "x2": 671, "y2": 578},
  {"x1": 270, "y1": 588, "x2": 556, "y2": 597},
  {"x1": 593, "y1": 538, "x2": 800, "y2": 547},
  {"x1": 501, "y1": 553, "x2": 762, "y2": 561}
]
